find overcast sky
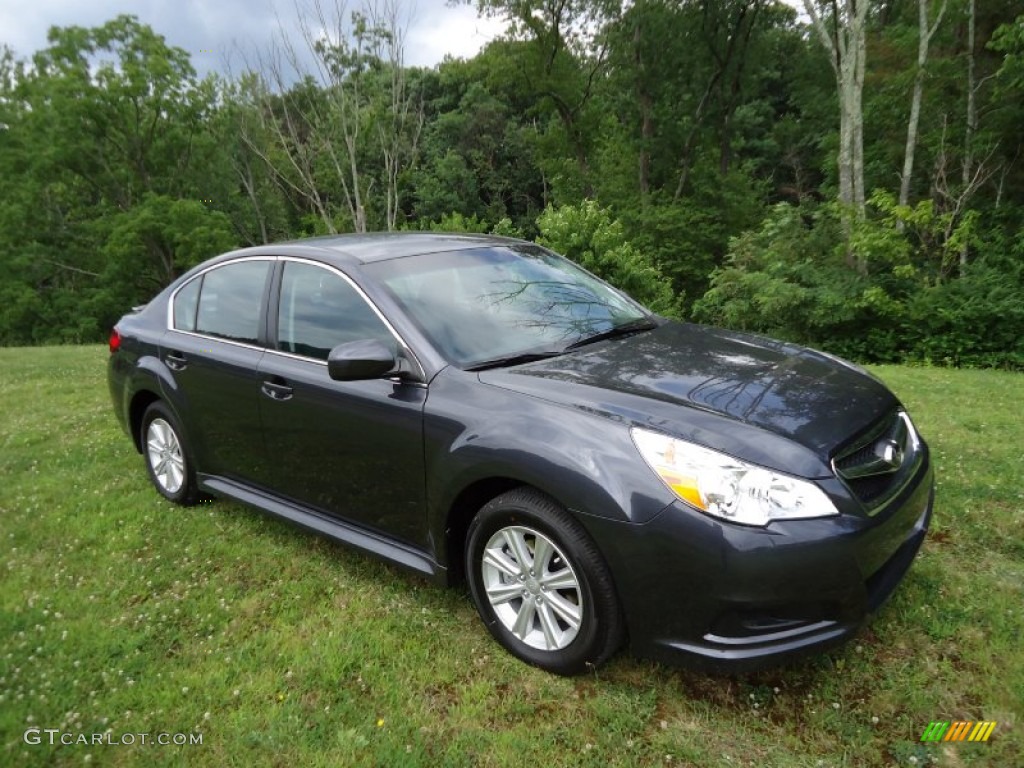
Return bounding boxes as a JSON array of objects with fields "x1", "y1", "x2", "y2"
[{"x1": 0, "y1": 0, "x2": 508, "y2": 74}]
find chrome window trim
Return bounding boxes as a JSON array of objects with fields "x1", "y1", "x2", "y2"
[
  {"x1": 166, "y1": 254, "x2": 426, "y2": 381},
  {"x1": 166, "y1": 328, "x2": 268, "y2": 354},
  {"x1": 166, "y1": 256, "x2": 277, "y2": 333}
]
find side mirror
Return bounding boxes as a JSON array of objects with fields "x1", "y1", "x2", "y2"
[{"x1": 327, "y1": 339, "x2": 397, "y2": 381}]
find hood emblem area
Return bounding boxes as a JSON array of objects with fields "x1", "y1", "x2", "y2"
[{"x1": 834, "y1": 414, "x2": 912, "y2": 480}]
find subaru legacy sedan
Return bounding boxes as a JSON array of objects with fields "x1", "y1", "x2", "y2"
[{"x1": 108, "y1": 233, "x2": 933, "y2": 674}]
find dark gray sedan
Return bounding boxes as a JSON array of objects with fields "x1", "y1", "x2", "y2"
[{"x1": 108, "y1": 233, "x2": 933, "y2": 674}]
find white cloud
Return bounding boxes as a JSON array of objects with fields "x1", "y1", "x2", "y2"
[
  {"x1": 0, "y1": 0, "x2": 506, "y2": 72},
  {"x1": 0, "y1": 0, "x2": 117, "y2": 58},
  {"x1": 404, "y1": 4, "x2": 507, "y2": 67}
]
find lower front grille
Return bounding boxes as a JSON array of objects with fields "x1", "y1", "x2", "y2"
[{"x1": 832, "y1": 411, "x2": 921, "y2": 513}]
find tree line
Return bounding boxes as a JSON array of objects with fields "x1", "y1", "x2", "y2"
[{"x1": 1, "y1": 0, "x2": 1022, "y2": 368}]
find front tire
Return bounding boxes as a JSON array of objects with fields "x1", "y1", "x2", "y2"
[
  {"x1": 140, "y1": 402, "x2": 200, "y2": 506},
  {"x1": 465, "y1": 488, "x2": 624, "y2": 675}
]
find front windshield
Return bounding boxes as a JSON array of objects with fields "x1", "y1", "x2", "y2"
[{"x1": 364, "y1": 245, "x2": 651, "y2": 367}]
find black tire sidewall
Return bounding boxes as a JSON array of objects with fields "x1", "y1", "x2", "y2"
[
  {"x1": 140, "y1": 402, "x2": 198, "y2": 505},
  {"x1": 466, "y1": 490, "x2": 618, "y2": 675}
]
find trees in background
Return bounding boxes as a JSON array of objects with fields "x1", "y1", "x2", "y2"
[
  {"x1": 1, "y1": 2, "x2": 1023, "y2": 368},
  {"x1": 0, "y1": 15, "x2": 233, "y2": 342},
  {"x1": 469, "y1": 0, "x2": 620, "y2": 196},
  {"x1": 238, "y1": 0, "x2": 422, "y2": 234}
]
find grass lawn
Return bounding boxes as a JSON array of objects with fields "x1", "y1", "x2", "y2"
[{"x1": 1, "y1": 345, "x2": 1020, "y2": 767}]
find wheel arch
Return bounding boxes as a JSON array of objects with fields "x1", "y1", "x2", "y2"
[
  {"x1": 128, "y1": 389, "x2": 163, "y2": 453},
  {"x1": 431, "y1": 435, "x2": 670, "y2": 587},
  {"x1": 442, "y1": 476, "x2": 525, "y2": 586},
  {"x1": 439, "y1": 470, "x2": 637, "y2": 591}
]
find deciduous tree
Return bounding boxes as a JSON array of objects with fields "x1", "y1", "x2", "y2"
[{"x1": 802, "y1": 0, "x2": 868, "y2": 219}]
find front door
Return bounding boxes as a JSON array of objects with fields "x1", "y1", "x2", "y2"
[{"x1": 256, "y1": 260, "x2": 427, "y2": 548}]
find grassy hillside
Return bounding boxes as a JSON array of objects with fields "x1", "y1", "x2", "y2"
[{"x1": 1, "y1": 346, "x2": 1020, "y2": 767}]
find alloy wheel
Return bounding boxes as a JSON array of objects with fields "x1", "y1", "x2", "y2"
[
  {"x1": 480, "y1": 525, "x2": 583, "y2": 651},
  {"x1": 146, "y1": 417, "x2": 185, "y2": 494}
]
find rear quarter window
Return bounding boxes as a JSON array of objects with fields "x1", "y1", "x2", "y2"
[{"x1": 172, "y1": 277, "x2": 201, "y2": 332}]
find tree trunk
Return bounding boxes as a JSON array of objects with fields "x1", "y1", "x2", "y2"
[
  {"x1": 804, "y1": 0, "x2": 866, "y2": 212},
  {"x1": 960, "y1": 0, "x2": 976, "y2": 271},
  {"x1": 851, "y1": 10, "x2": 866, "y2": 212},
  {"x1": 672, "y1": 76, "x2": 719, "y2": 198},
  {"x1": 673, "y1": 2, "x2": 756, "y2": 199},
  {"x1": 236, "y1": 158, "x2": 269, "y2": 244},
  {"x1": 634, "y1": 20, "x2": 652, "y2": 198},
  {"x1": 718, "y1": 1, "x2": 761, "y2": 176},
  {"x1": 899, "y1": 0, "x2": 946, "y2": 210},
  {"x1": 374, "y1": 0, "x2": 422, "y2": 231},
  {"x1": 837, "y1": 84, "x2": 853, "y2": 208},
  {"x1": 803, "y1": 0, "x2": 869, "y2": 266}
]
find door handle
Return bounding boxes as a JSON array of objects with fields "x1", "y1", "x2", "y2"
[
  {"x1": 261, "y1": 380, "x2": 294, "y2": 401},
  {"x1": 165, "y1": 351, "x2": 188, "y2": 371}
]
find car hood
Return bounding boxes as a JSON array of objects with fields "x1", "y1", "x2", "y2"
[{"x1": 478, "y1": 321, "x2": 898, "y2": 469}]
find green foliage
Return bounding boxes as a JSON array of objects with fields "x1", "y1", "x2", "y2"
[
  {"x1": 413, "y1": 151, "x2": 481, "y2": 222},
  {"x1": 536, "y1": 201, "x2": 681, "y2": 316},
  {"x1": 861, "y1": 190, "x2": 978, "y2": 279},
  {"x1": 0, "y1": 16, "x2": 227, "y2": 344},
  {"x1": 614, "y1": 166, "x2": 767, "y2": 310},
  {"x1": 696, "y1": 200, "x2": 1024, "y2": 369},
  {"x1": 694, "y1": 203, "x2": 871, "y2": 348},
  {"x1": 989, "y1": 13, "x2": 1024, "y2": 93},
  {"x1": 416, "y1": 64, "x2": 544, "y2": 232},
  {"x1": 490, "y1": 217, "x2": 525, "y2": 238},
  {"x1": 0, "y1": 277, "x2": 49, "y2": 345},
  {"x1": 87, "y1": 195, "x2": 236, "y2": 335},
  {"x1": 414, "y1": 211, "x2": 490, "y2": 233},
  {"x1": 907, "y1": 261, "x2": 1024, "y2": 369},
  {"x1": 104, "y1": 195, "x2": 237, "y2": 278}
]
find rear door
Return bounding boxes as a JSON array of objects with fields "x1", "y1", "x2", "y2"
[
  {"x1": 161, "y1": 258, "x2": 274, "y2": 482},
  {"x1": 256, "y1": 259, "x2": 428, "y2": 548}
]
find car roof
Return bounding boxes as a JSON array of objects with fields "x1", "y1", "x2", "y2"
[{"x1": 222, "y1": 232, "x2": 527, "y2": 266}]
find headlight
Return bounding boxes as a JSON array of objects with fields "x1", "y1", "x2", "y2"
[{"x1": 631, "y1": 427, "x2": 839, "y2": 526}]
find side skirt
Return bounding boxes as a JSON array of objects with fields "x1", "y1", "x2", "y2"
[{"x1": 199, "y1": 474, "x2": 446, "y2": 583}]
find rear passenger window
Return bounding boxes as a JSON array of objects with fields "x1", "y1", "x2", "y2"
[
  {"x1": 195, "y1": 261, "x2": 271, "y2": 345},
  {"x1": 277, "y1": 262, "x2": 393, "y2": 361},
  {"x1": 172, "y1": 277, "x2": 201, "y2": 331}
]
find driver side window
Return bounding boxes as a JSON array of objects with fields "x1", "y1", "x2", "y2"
[{"x1": 277, "y1": 262, "x2": 394, "y2": 361}]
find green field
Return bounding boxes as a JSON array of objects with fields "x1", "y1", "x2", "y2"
[{"x1": 1, "y1": 346, "x2": 1020, "y2": 767}]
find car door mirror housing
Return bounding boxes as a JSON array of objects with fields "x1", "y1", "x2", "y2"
[{"x1": 327, "y1": 340, "x2": 397, "y2": 381}]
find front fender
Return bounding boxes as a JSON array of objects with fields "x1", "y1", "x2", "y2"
[{"x1": 423, "y1": 368, "x2": 675, "y2": 563}]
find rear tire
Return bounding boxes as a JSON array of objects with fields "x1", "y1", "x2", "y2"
[
  {"x1": 140, "y1": 402, "x2": 200, "y2": 506},
  {"x1": 465, "y1": 488, "x2": 624, "y2": 675}
]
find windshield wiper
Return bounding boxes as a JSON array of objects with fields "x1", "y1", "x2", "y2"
[
  {"x1": 464, "y1": 350, "x2": 565, "y2": 372},
  {"x1": 564, "y1": 317, "x2": 659, "y2": 351}
]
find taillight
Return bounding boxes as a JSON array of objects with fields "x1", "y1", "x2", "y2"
[{"x1": 109, "y1": 329, "x2": 122, "y2": 354}]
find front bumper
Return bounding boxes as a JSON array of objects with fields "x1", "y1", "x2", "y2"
[{"x1": 582, "y1": 457, "x2": 934, "y2": 671}]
